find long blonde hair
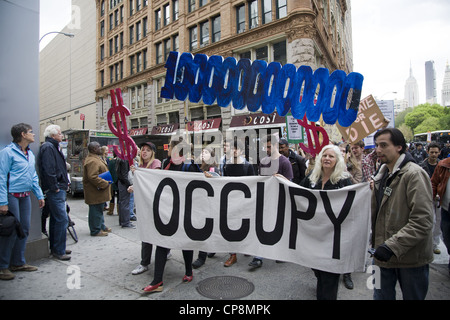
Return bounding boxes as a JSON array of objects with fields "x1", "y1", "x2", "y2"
[
  {"x1": 308, "y1": 144, "x2": 351, "y2": 185},
  {"x1": 139, "y1": 145, "x2": 156, "y2": 168}
]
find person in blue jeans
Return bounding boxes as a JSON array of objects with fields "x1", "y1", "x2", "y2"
[
  {"x1": 0, "y1": 123, "x2": 45, "y2": 280},
  {"x1": 38, "y1": 125, "x2": 71, "y2": 261}
]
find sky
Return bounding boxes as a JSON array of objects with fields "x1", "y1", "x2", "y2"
[
  {"x1": 39, "y1": 0, "x2": 450, "y2": 105},
  {"x1": 351, "y1": 0, "x2": 450, "y2": 104}
]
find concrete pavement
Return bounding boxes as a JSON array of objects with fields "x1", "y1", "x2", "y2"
[{"x1": 1, "y1": 194, "x2": 449, "y2": 302}]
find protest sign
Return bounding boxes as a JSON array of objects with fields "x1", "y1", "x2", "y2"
[
  {"x1": 338, "y1": 95, "x2": 389, "y2": 144},
  {"x1": 134, "y1": 169, "x2": 371, "y2": 274}
]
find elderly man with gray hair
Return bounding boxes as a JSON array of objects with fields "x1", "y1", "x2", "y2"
[{"x1": 37, "y1": 125, "x2": 71, "y2": 260}]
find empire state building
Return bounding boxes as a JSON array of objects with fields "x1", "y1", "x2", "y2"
[{"x1": 404, "y1": 64, "x2": 419, "y2": 108}]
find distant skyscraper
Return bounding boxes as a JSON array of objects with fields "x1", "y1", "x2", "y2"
[
  {"x1": 425, "y1": 60, "x2": 437, "y2": 104},
  {"x1": 442, "y1": 61, "x2": 450, "y2": 107},
  {"x1": 404, "y1": 63, "x2": 419, "y2": 108}
]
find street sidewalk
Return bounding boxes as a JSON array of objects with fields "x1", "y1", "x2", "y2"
[{"x1": 1, "y1": 195, "x2": 449, "y2": 302}]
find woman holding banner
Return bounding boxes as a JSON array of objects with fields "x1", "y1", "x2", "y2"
[
  {"x1": 300, "y1": 144, "x2": 353, "y2": 300},
  {"x1": 129, "y1": 142, "x2": 161, "y2": 275},
  {"x1": 143, "y1": 137, "x2": 200, "y2": 293},
  {"x1": 192, "y1": 146, "x2": 220, "y2": 269}
]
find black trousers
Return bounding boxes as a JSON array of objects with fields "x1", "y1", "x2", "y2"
[
  {"x1": 151, "y1": 246, "x2": 193, "y2": 285},
  {"x1": 313, "y1": 269, "x2": 340, "y2": 300}
]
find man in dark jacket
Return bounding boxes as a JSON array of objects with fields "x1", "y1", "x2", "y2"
[
  {"x1": 38, "y1": 125, "x2": 70, "y2": 261},
  {"x1": 278, "y1": 139, "x2": 306, "y2": 184}
]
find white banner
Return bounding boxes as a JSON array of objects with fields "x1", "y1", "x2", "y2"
[{"x1": 134, "y1": 169, "x2": 371, "y2": 274}]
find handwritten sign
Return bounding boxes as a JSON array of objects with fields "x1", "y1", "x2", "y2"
[{"x1": 338, "y1": 95, "x2": 389, "y2": 144}]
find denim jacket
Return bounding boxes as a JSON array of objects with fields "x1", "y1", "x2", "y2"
[{"x1": 0, "y1": 142, "x2": 44, "y2": 206}]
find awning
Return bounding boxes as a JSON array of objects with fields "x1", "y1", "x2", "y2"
[
  {"x1": 129, "y1": 127, "x2": 148, "y2": 136},
  {"x1": 186, "y1": 117, "x2": 222, "y2": 133},
  {"x1": 151, "y1": 123, "x2": 179, "y2": 135},
  {"x1": 229, "y1": 112, "x2": 285, "y2": 130}
]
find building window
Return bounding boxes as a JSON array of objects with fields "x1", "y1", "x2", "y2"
[
  {"x1": 100, "y1": 20, "x2": 105, "y2": 37},
  {"x1": 189, "y1": 26, "x2": 198, "y2": 51},
  {"x1": 249, "y1": 0, "x2": 258, "y2": 29},
  {"x1": 155, "y1": 9, "x2": 161, "y2": 30},
  {"x1": 114, "y1": 35, "x2": 119, "y2": 53},
  {"x1": 188, "y1": 0, "x2": 195, "y2": 13},
  {"x1": 256, "y1": 46, "x2": 268, "y2": 62},
  {"x1": 212, "y1": 15, "x2": 221, "y2": 43},
  {"x1": 273, "y1": 40, "x2": 286, "y2": 65},
  {"x1": 101, "y1": 0, "x2": 105, "y2": 16},
  {"x1": 143, "y1": 17, "x2": 148, "y2": 37},
  {"x1": 109, "y1": 13, "x2": 113, "y2": 30},
  {"x1": 109, "y1": 38, "x2": 113, "y2": 56},
  {"x1": 143, "y1": 49, "x2": 147, "y2": 69},
  {"x1": 136, "y1": 52, "x2": 142, "y2": 72},
  {"x1": 199, "y1": 0, "x2": 207, "y2": 7},
  {"x1": 100, "y1": 44, "x2": 105, "y2": 61},
  {"x1": 120, "y1": 32, "x2": 124, "y2": 50},
  {"x1": 262, "y1": 0, "x2": 272, "y2": 24},
  {"x1": 173, "y1": 0, "x2": 179, "y2": 21},
  {"x1": 100, "y1": 70, "x2": 104, "y2": 87},
  {"x1": 136, "y1": 21, "x2": 141, "y2": 41},
  {"x1": 130, "y1": 55, "x2": 135, "y2": 75},
  {"x1": 276, "y1": 0, "x2": 287, "y2": 19},
  {"x1": 164, "y1": 38, "x2": 171, "y2": 62},
  {"x1": 110, "y1": 66, "x2": 114, "y2": 83},
  {"x1": 136, "y1": 0, "x2": 141, "y2": 11},
  {"x1": 236, "y1": 4, "x2": 245, "y2": 33},
  {"x1": 156, "y1": 42, "x2": 162, "y2": 64},
  {"x1": 129, "y1": 0, "x2": 134, "y2": 16},
  {"x1": 173, "y1": 34, "x2": 179, "y2": 52},
  {"x1": 164, "y1": 4, "x2": 170, "y2": 26},
  {"x1": 200, "y1": 21, "x2": 209, "y2": 47},
  {"x1": 129, "y1": 25, "x2": 134, "y2": 44},
  {"x1": 113, "y1": 10, "x2": 119, "y2": 27}
]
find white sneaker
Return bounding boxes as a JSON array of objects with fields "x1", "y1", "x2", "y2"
[{"x1": 131, "y1": 264, "x2": 148, "y2": 275}]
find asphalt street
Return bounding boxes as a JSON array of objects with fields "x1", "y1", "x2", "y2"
[{"x1": 1, "y1": 194, "x2": 449, "y2": 304}]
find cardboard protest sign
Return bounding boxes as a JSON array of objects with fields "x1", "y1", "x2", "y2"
[{"x1": 337, "y1": 95, "x2": 389, "y2": 144}]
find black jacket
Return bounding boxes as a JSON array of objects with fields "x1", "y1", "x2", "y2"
[
  {"x1": 116, "y1": 158, "x2": 131, "y2": 188},
  {"x1": 288, "y1": 150, "x2": 307, "y2": 184},
  {"x1": 38, "y1": 137, "x2": 69, "y2": 192}
]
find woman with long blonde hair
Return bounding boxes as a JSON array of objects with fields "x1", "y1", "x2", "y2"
[{"x1": 300, "y1": 144, "x2": 353, "y2": 300}]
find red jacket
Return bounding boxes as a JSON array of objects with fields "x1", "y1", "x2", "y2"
[{"x1": 431, "y1": 157, "x2": 450, "y2": 200}]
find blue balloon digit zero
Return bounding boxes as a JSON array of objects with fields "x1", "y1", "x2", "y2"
[{"x1": 160, "y1": 51, "x2": 364, "y2": 127}]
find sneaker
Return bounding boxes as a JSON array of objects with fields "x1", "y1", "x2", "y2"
[
  {"x1": 121, "y1": 223, "x2": 136, "y2": 229},
  {"x1": 103, "y1": 227, "x2": 112, "y2": 233},
  {"x1": 0, "y1": 269, "x2": 15, "y2": 280},
  {"x1": 131, "y1": 264, "x2": 148, "y2": 275},
  {"x1": 182, "y1": 275, "x2": 193, "y2": 283},
  {"x1": 248, "y1": 258, "x2": 263, "y2": 268},
  {"x1": 224, "y1": 254, "x2": 237, "y2": 267},
  {"x1": 192, "y1": 259, "x2": 205, "y2": 269},
  {"x1": 10, "y1": 264, "x2": 38, "y2": 272},
  {"x1": 53, "y1": 254, "x2": 71, "y2": 261}
]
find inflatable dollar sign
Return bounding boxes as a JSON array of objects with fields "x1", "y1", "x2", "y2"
[
  {"x1": 297, "y1": 115, "x2": 330, "y2": 158},
  {"x1": 107, "y1": 88, "x2": 138, "y2": 166}
]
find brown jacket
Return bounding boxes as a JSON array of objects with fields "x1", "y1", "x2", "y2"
[
  {"x1": 371, "y1": 153, "x2": 433, "y2": 268},
  {"x1": 83, "y1": 153, "x2": 111, "y2": 205},
  {"x1": 431, "y1": 157, "x2": 450, "y2": 200}
]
